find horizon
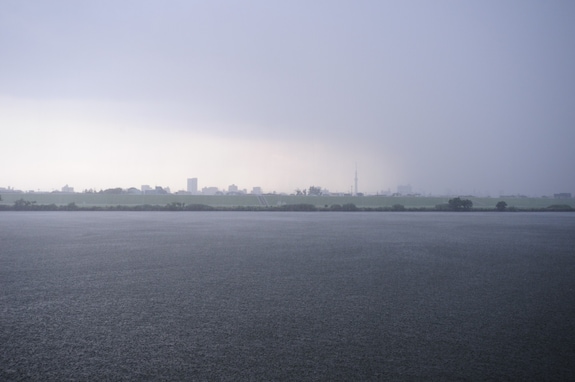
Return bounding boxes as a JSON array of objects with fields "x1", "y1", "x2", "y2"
[{"x1": 1, "y1": 182, "x2": 572, "y2": 199}]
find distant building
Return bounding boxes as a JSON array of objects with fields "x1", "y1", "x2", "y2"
[
  {"x1": 155, "y1": 186, "x2": 169, "y2": 195},
  {"x1": 187, "y1": 178, "x2": 198, "y2": 194},
  {"x1": 226, "y1": 184, "x2": 245, "y2": 195},
  {"x1": 142, "y1": 186, "x2": 170, "y2": 195},
  {"x1": 397, "y1": 184, "x2": 412, "y2": 195},
  {"x1": 0, "y1": 187, "x2": 23, "y2": 194},
  {"x1": 202, "y1": 187, "x2": 219, "y2": 195},
  {"x1": 61, "y1": 184, "x2": 74, "y2": 193},
  {"x1": 554, "y1": 193, "x2": 572, "y2": 199},
  {"x1": 251, "y1": 187, "x2": 263, "y2": 195}
]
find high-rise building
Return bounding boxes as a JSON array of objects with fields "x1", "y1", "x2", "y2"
[{"x1": 187, "y1": 178, "x2": 198, "y2": 194}]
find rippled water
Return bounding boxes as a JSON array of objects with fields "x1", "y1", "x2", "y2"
[{"x1": 1, "y1": 212, "x2": 574, "y2": 381}]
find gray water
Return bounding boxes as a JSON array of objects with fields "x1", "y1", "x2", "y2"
[{"x1": 1, "y1": 212, "x2": 574, "y2": 381}]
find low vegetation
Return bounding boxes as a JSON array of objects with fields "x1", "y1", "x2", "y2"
[
  {"x1": 1, "y1": 197, "x2": 573, "y2": 213},
  {"x1": 546, "y1": 204, "x2": 574, "y2": 211}
]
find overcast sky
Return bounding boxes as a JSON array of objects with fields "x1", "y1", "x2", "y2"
[{"x1": 1, "y1": 1, "x2": 574, "y2": 196}]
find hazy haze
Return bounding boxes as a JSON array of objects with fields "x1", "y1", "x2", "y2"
[{"x1": 1, "y1": 1, "x2": 574, "y2": 195}]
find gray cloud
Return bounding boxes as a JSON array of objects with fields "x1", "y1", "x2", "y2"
[{"x1": 1, "y1": 1, "x2": 574, "y2": 195}]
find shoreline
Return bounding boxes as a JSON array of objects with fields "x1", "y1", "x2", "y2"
[{"x1": 1, "y1": 203, "x2": 573, "y2": 213}]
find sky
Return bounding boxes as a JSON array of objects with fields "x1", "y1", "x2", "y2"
[{"x1": 1, "y1": 1, "x2": 574, "y2": 196}]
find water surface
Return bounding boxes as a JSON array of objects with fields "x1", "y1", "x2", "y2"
[{"x1": 1, "y1": 212, "x2": 574, "y2": 380}]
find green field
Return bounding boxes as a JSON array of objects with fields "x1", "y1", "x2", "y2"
[{"x1": 1, "y1": 192, "x2": 573, "y2": 210}]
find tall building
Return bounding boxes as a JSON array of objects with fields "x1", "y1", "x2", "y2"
[{"x1": 187, "y1": 178, "x2": 198, "y2": 194}]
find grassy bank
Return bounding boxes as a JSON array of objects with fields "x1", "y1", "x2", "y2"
[{"x1": 1, "y1": 192, "x2": 574, "y2": 211}]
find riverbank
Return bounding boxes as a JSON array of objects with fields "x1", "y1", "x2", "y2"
[
  {"x1": 1, "y1": 192, "x2": 574, "y2": 211},
  {"x1": 1, "y1": 199, "x2": 573, "y2": 212}
]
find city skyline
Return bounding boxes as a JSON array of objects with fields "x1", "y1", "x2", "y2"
[{"x1": 1, "y1": 174, "x2": 571, "y2": 198}]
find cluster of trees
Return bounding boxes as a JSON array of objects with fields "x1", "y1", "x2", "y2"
[
  {"x1": 448, "y1": 197, "x2": 473, "y2": 211},
  {"x1": 435, "y1": 198, "x2": 472, "y2": 211},
  {"x1": 165, "y1": 202, "x2": 215, "y2": 211},
  {"x1": 546, "y1": 204, "x2": 574, "y2": 211},
  {"x1": 328, "y1": 203, "x2": 359, "y2": 211},
  {"x1": 295, "y1": 186, "x2": 323, "y2": 196},
  {"x1": 4, "y1": 199, "x2": 80, "y2": 211}
]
